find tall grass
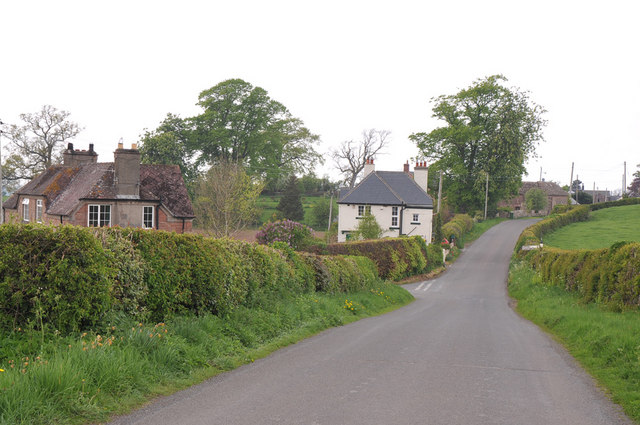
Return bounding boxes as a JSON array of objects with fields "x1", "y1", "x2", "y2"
[
  {"x1": 0, "y1": 285, "x2": 412, "y2": 424},
  {"x1": 509, "y1": 260, "x2": 640, "y2": 422}
]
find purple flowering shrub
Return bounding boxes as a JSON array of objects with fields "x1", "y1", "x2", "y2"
[{"x1": 256, "y1": 219, "x2": 313, "y2": 250}]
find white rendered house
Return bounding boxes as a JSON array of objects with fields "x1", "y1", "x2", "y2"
[{"x1": 337, "y1": 160, "x2": 434, "y2": 243}]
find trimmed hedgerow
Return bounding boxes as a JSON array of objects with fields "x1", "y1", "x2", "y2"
[
  {"x1": 327, "y1": 235, "x2": 438, "y2": 281},
  {"x1": 589, "y1": 197, "x2": 640, "y2": 211},
  {"x1": 0, "y1": 224, "x2": 384, "y2": 332},
  {"x1": 515, "y1": 199, "x2": 640, "y2": 310},
  {"x1": 514, "y1": 205, "x2": 590, "y2": 252},
  {"x1": 441, "y1": 214, "x2": 473, "y2": 248},
  {"x1": 0, "y1": 224, "x2": 115, "y2": 333}
]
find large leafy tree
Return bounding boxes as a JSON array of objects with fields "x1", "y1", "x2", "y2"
[
  {"x1": 139, "y1": 79, "x2": 322, "y2": 192},
  {"x1": 410, "y1": 75, "x2": 546, "y2": 213},
  {"x1": 192, "y1": 79, "x2": 322, "y2": 185},
  {"x1": 1, "y1": 105, "x2": 81, "y2": 181},
  {"x1": 628, "y1": 164, "x2": 640, "y2": 197},
  {"x1": 525, "y1": 188, "x2": 548, "y2": 212}
]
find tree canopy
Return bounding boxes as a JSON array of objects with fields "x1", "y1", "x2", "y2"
[
  {"x1": 525, "y1": 188, "x2": 548, "y2": 212},
  {"x1": 628, "y1": 164, "x2": 640, "y2": 197},
  {"x1": 331, "y1": 129, "x2": 390, "y2": 188},
  {"x1": 410, "y1": 75, "x2": 546, "y2": 213},
  {"x1": 139, "y1": 79, "x2": 322, "y2": 191},
  {"x1": 276, "y1": 175, "x2": 305, "y2": 222},
  {"x1": 1, "y1": 105, "x2": 81, "y2": 182}
]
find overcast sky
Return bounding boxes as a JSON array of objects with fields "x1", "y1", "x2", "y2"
[{"x1": 2, "y1": 0, "x2": 639, "y2": 193}]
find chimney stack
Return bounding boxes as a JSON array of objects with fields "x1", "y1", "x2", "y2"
[
  {"x1": 114, "y1": 143, "x2": 141, "y2": 198},
  {"x1": 63, "y1": 143, "x2": 98, "y2": 166},
  {"x1": 403, "y1": 161, "x2": 410, "y2": 174},
  {"x1": 414, "y1": 161, "x2": 428, "y2": 193},
  {"x1": 363, "y1": 157, "x2": 375, "y2": 177}
]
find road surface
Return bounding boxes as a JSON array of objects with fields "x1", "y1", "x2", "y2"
[{"x1": 110, "y1": 219, "x2": 632, "y2": 425}]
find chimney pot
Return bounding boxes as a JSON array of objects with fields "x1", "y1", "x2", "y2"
[
  {"x1": 67, "y1": 142, "x2": 74, "y2": 151},
  {"x1": 131, "y1": 143, "x2": 137, "y2": 150},
  {"x1": 118, "y1": 142, "x2": 123, "y2": 149}
]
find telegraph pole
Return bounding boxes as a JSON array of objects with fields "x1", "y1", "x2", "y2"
[
  {"x1": 539, "y1": 166, "x2": 542, "y2": 182},
  {"x1": 623, "y1": 161, "x2": 627, "y2": 195},
  {"x1": 569, "y1": 162, "x2": 574, "y2": 200},
  {"x1": 437, "y1": 170, "x2": 443, "y2": 214},
  {"x1": 484, "y1": 172, "x2": 489, "y2": 220},
  {"x1": 327, "y1": 191, "x2": 334, "y2": 232}
]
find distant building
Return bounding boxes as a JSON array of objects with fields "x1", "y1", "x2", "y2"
[
  {"x1": 499, "y1": 181, "x2": 570, "y2": 217},
  {"x1": 337, "y1": 160, "x2": 434, "y2": 242},
  {"x1": 2, "y1": 143, "x2": 194, "y2": 232}
]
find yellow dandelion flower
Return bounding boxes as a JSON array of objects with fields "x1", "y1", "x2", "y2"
[{"x1": 0, "y1": 368, "x2": 4, "y2": 372}]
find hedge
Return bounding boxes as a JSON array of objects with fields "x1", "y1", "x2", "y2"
[
  {"x1": 0, "y1": 224, "x2": 384, "y2": 333},
  {"x1": 327, "y1": 235, "x2": 442, "y2": 281},
  {"x1": 522, "y1": 242, "x2": 640, "y2": 310},
  {"x1": 514, "y1": 205, "x2": 590, "y2": 252},
  {"x1": 441, "y1": 214, "x2": 473, "y2": 248},
  {"x1": 515, "y1": 199, "x2": 640, "y2": 310}
]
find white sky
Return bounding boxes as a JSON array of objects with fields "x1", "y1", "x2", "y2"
[{"x1": 2, "y1": 0, "x2": 639, "y2": 193}]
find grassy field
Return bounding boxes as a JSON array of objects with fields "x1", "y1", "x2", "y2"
[
  {"x1": 543, "y1": 204, "x2": 640, "y2": 250},
  {"x1": 0, "y1": 284, "x2": 412, "y2": 424},
  {"x1": 509, "y1": 261, "x2": 640, "y2": 423},
  {"x1": 256, "y1": 194, "x2": 337, "y2": 229}
]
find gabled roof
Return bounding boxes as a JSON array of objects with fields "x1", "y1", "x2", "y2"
[
  {"x1": 338, "y1": 171, "x2": 433, "y2": 208},
  {"x1": 4, "y1": 163, "x2": 194, "y2": 218},
  {"x1": 519, "y1": 181, "x2": 569, "y2": 197}
]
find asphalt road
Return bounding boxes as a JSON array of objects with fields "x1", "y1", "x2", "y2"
[{"x1": 110, "y1": 219, "x2": 632, "y2": 425}]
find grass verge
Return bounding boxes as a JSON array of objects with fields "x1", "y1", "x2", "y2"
[
  {"x1": 508, "y1": 260, "x2": 640, "y2": 423},
  {"x1": 0, "y1": 284, "x2": 412, "y2": 425}
]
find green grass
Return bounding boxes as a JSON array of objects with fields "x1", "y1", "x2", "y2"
[
  {"x1": 509, "y1": 260, "x2": 640, "y2": 423},
  {"x1": 0, "y1": 284, "x2": 412, "y2": 424},
  {"x1": 543, "y1": 204, "x2": 640, "y2": 250}
]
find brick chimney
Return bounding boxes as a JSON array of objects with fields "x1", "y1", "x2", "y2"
[
  {"x1": 114, "y1": 143, "x2": 141, "y2": 198},
  {"x1": 63, "y1": 143, "x2": 98, "y2": 166},
  {"x1": 363, "y1": 158, "x2": 375, "y2": 177},
  {"x1": 403, "y1": 161, "x2": 410, "y2": 174},
  {"x1": 414, "y1": 161, "x2": 428, "y2": 193}
]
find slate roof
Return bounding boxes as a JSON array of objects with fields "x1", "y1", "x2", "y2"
[
  {"x1": 338, "y1": 171, "x2": 433, "y2": 208},
  {"x1": 519, "y1": 181, "x2": 569, "y2": 197},
  {"x1": 4, "y1": 163, "x2": 194, "y2": 218}
]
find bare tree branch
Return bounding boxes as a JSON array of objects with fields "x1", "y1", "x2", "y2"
[{"x1": 331, "y1": 129, "x2": 390, "y2": 188}]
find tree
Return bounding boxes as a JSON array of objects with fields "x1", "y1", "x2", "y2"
[
  {"x1": 525, "y1": 188, "x2": 547, "y2": 212},
  {"x1": 1, "y1": 105, "x2": 81, "y2": 181},
  {"x1": 331, "y1": 129, "x2": 390, "y2": 188},
  {"x1": 628, "y1": 164, "x2": 640, "y2": 197},
  {"x1": 410, "y1": 75, "x2": 546, "y2": 213},
  {"x1": 310, "y1": 197, "x2": 333, "y2": 230},
  {"x1": 576, "y1": 191, "x2": 593, "y2": 204},
  {"x1": 192, "y1": 162, "x2": 264, "y2": 237},
  {"x1": 191, "y1": 79, "x2": 322, "y2": 185},
  {"x1": 354, "y1": 212, "x2": 383, "y2": 240},
  {"x1": 277, "y1": 175, "x2": 305, "y2": 221},
  {"x1": 139, "y1": 113, "x2": 199, "y2": 194}
]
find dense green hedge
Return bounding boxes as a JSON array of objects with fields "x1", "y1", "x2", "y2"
[
  {"x1": 514, "y1": 205, "x2": 590, "y2": 251},
  {"x1": 442, "y1": 214, "x2": 473, "y2": 248},
  {"x1": 515, "y1": 199, "x2": 640, "y2": 310},
  {"x1": 522, "y1": 242, "x2": 640, "y2": 309},
  {"x1": 327, "y1": 236, "x2": 442, "y2": 281},
  {"x1": 0, "y1": 224, "x2": 384, "y2": 332}
]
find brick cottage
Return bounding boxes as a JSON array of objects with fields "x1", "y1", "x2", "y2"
[{"x1": 2, "y1": 143, "x2": 194, "y2": 232}]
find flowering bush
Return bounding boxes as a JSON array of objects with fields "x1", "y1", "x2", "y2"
[{"x1": 256, "y1": 219, "x2": 313, "y2": 250}]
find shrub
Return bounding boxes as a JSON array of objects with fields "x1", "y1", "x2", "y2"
[
  {"x1": 256, "y1": 219, "x2": 313, "y2": 250},
  {"x1": 514, "y1": 205, "x2": 589, "y2": 251},
  {"x1": 353, "y1": 212, "x2": 383, "y2": 240},
  {"x1": 442, "y1": 214, "x2": 473, "y2": 248},
  {"x1": 328, "y1": 236, "x2": 438, "y2": 280},
  {"x1": 0, "y1": 224, "x2": 115, "y2": 332}
]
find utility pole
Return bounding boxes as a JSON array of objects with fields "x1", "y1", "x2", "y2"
[
  {"x1": 576, "y1": 174, "x2": 580, "y2": 203},
  {"x1": 593, "y1": 182, "x2": 596, "y2": 204},
  {"x1": 484, "y1": 172, "x2": 489, "y2": 220},
  {"x1": 437, "y1": 170, "x2": 443, "y2": 214},
  {"x1": 569, "y1": 162, "x2": 574, "y2": 200},
  {"x1": 327, "y1": 191, "x2": 334, "y2": 232},
  {"x1": 623, "y1": 161, "x2": 627, "y2": 195},
  {"x1": 539, "y1": 166, "x2": 542, "y2": 182}
]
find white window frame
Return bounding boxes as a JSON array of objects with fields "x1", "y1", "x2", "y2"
[
  {"x1": 357, "y1": 205, "x2": 371, "y2": 218},
  {"x1": 142, "y1": 206, "x2": 154, "y2": 229},
  {"x1": 22, "y1": 198, "x2": 30, "y2": 222},
  {"x1": 411, "y1": 213, "x2": 419, "y2": 224},
  {"x1": 36, "y1": 199, "x2": 43, "y2": 222},
  {"x1": 391, "y1": 206, "x2": 399, "y2": 227},
  {"x1": 88, "y1": 204, "x2": 111, "y2": 227}
]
